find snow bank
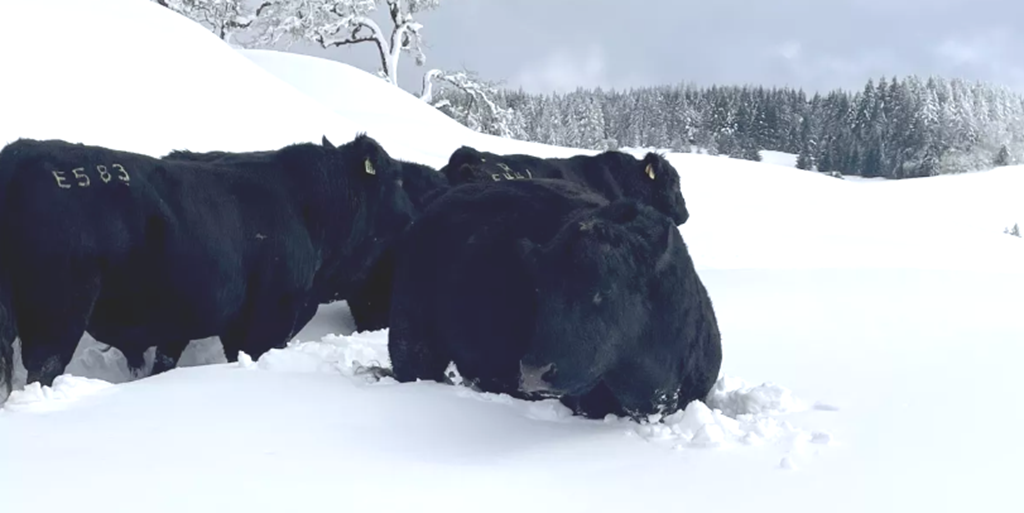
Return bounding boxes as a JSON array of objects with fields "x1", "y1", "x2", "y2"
[
  {"x1": 3, "y1": 375, "x2": 115, "y2": 413},
  {"x1": 251, "y1": 331, "x2": 390, "y2": 378},
  {"x1": 241, "y1": 48, "x2": 601, "y2": 165},
  {"x1": 0, "y1": 0, "x2": 435, "y2": 165},
  {"x1": 240, "y1": 49, "x2": 472, "y2": 135},
  {"x1": 759, "y1": 149, "x2": 798, "y2": 168}
]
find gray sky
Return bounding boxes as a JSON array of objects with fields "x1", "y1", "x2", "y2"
[{"x1": 280, "y1": 0, "x2": 1024, "y2": 96}]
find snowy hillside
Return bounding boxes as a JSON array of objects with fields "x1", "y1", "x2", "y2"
[
  {"x1": 2, "y1": 1, "x2": 1024, "y2": 512},
  {"x1": 236, "y1": 48, "x2": 603, "y2": 162},
  {"x1": 760, "y1": 150, "x2": 798, "y2": 168}
]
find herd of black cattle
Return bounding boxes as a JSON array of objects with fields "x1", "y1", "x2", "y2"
[{"x1": 0, "y1": 132, "x2": 722, "y2": 421}]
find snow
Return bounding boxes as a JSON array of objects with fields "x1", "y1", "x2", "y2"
[
  {"x1": 2, "y1": 0, "x2": 1024, "y2": 511},
  {"x1": 840, "y1": 175, "x2": 890, "y2": 182},
  {"x1": 236, "y1": 48, "x2": 601, "y2": 168},
  {"x1": 759, "y1": 149, "x2": 798, "y2": 168}
]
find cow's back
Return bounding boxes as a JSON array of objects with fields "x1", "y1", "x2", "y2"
[
  {"x1": 0, "y1": 139, "x2": 304, "y2": 338},
  {"x1": 1, "y1": 140, "x2": 261, "y2": 258},
  {"x1": 441, "y1": 146, "x2": 558, "y2": 185}
]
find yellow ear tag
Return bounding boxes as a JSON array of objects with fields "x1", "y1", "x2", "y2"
[
  {"x1": 645, "y1": 163, "x2": 655, "y2": 180},
  {"x1": 364, "y1": 158, "x2": 376, "y2": 175}
]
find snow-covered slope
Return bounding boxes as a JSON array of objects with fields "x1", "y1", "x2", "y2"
[
  {"x1": 759, "y1": 149, "x2": 798, "y2": 168},
  {"x1": 2, "y1": 1, "x2": 1024, "y2": 512},
  {"x1": 0, "y1": 0, "x2": 434, "y2": 165},
  {"x1": 672, "y1": 152, "x2": 1024, "y2": 271},
  {"x1": 239, "y1": 49, "x2": 472, "y2": 137},
  {"x1": 239, "y1": 48, "x2": 601, "y2": 165}
]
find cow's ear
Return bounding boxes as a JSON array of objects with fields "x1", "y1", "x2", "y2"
[
  {"x1": 452, "y1": 163, "x2": 474, "y2": 183},
  {"x1": 642, "y1": 153, "x2": 663, "y2": 180},
  {"x1": 322, "y1": 135, "x2": 335, "y2": 149}
]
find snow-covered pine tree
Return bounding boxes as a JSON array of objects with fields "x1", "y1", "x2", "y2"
[
  {"x1": 414, "y1": 71, "x2": 1024, "y2": 174},
  {"x1": 574, "y1": 94, "x2": 607, "y2": 150},
  {"x1": 994, "y1": 144, "x2": 1010, "y2": 166},
  {"x1": 796, "y1": 146, "x2": 813, "y2": 170},
  {"x1": 645, "y1": 88, "x2": 669, "y2": 150}
]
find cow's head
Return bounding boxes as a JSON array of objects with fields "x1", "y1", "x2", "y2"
[
  {"x1": 442, "y1": 163, "x2": 488, "y2": 185},
  {"x1": 440, "y1": 146, "x2": 484, "y2": 184},
  {"x1": 616, "y1": 152, "x2": 689, "y2": 226},
  {"x1": 323, "y1": 133, "x2": 416, "y2": 272},
  {"x1": 397, "y1": 160, "x2": 449, "y2": 213},
  {"x1": 516, "y1": 199, "x2": 679, "y2": 397}
]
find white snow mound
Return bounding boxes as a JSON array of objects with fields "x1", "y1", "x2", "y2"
[{"x1": 4, "y1": 375, "x2": 114, "y2": 413}]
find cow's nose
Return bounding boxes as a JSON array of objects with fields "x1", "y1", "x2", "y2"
[{"x1": 519, "y1": 362, "x2": 556, "y2": 393}]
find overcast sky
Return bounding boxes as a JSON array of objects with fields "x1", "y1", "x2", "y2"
[{"x1": 281, "y1": 0, "x2": 1024, "y2": 96}]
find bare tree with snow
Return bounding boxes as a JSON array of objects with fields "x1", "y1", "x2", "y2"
[
  {"x1": 246, "y1": 0, "x2": 440, "y2": 86},
  {"x1": 155, "y1": 0, "x2": 271, "y2": 44},
  {"x1": 421, "y1": 69, "x2": 524, "y2": 139}
]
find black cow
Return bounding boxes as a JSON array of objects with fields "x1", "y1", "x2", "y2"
[
  {"x1": 439, "y1": 145, "x2": 690, "y2": 226},
  {"x1": 516, "y1": 199, "x2": 722, "y2": 419},
  {"x1": 164, "y1": 145, "x2": 451, "y2": 335},
  {"x1": 164, "y1": 145, "x2": 449, "y2": 214},
  {"x1": 0, "y1": 133, "x2": 415, "y2": 399},
  {"x1": 386, "y1": 178, "x2": 722, "y2": 420},
  {"x1": 344, "y1": 159, "x2": 450, "y2": 333},
  {"x1": 344, "y1": 244, "x2": 399, "y2": 333},
  {"x1": 395, "y1": 159, "x2": 450, "y2": 213},
  {"x1": 162, "y1": 149, "x2": 273, "y2": 161}
]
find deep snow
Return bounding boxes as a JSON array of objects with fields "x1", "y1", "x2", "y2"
[
  {"x1": 759, "y1": 149, "x2": 798, "y2": 168},
  {"x1": 2, "y1": 1, "x2": 1024, "y2": 512}
]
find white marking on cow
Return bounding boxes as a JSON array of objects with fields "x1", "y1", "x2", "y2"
[
  {"x1": 51, "y1": 170, "x2": 71, "y2": 189},
  {"x1": 71, "y1": 167, "x2": 90, "y2": 187},
  {"x1": 112, "y1": 163, "x2": 131, "y2": 184},
  {"x1": 96, "y1": 164, "x2": 112, "y2": 183}
]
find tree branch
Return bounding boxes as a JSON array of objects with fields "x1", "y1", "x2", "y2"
[{"x1": 317, "y1": 34, "x2": 378, "y2": 47}]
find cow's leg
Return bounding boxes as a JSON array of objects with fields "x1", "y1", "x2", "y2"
[
  {"x1": 348, "y1": 247, "x2": 397, "y2": 333},
  {"x1": 387, "y1": 291, "x2": 450, "y2": 384},
  {"x1": 288, "y1": 299, "x2": 319, "y2": 340},
  {"x1": 119, "y1": 346, "x2": 148, "y2": 378},
  {"x1": 15, "y1": 271, "x2": 101, "y2": 388},
  {"x1": 221, "y1": 288, "x2": 306, "y2": 364},
  {"x1": 150, "y1": 339, "x2": 192, "y2": 376}
]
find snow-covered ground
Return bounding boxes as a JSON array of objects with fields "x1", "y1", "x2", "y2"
[
  {"x1": 2, "y1": 0, "x2": 1024, "y2": 512},
  {"x1": 759, "y1": 149, "x2": 798, "y2": 168}
]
